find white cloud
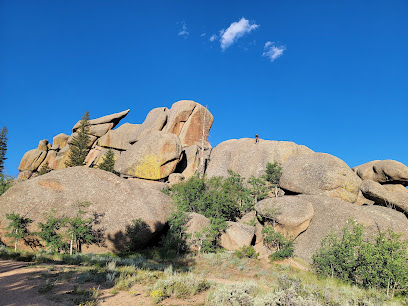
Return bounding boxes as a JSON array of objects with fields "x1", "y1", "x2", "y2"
[
  {"x1": 262, "y1": 41, "x2": 285, "y2": 62},
  {"x1": 220, "y1": 17, "x2": 259, "y2": 50},
  {"x1": 178, "y1": 21, "x2": 189, "y2": 38},
  {"x1": 209, "y1": 34, "x2": 217, "y2": 42},
  {"x1": 201, "y1": 33, "x2": 206, "y2": 37}
]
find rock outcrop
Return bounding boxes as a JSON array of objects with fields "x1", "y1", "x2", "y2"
[
  {"x1": 280, "y1": 153, "x2": 361, "y2": 203},
  {"x1": 206, "y1": 138, "x2": 313, "y2": 179},
  {"x1": 18, "y1": 101, "x2": 214, "y2": 181},
  {"x1": 353, "y1": 160, "x2": 408, "y2": 186},
  {"x1": 0, "y1": 167, "x2": 173, "y2": 252},
  {"x1": 294, "y1": 195, "x2": 408, "y2": 262},
  {"x1": 360, "y1": 180, "x2": 408, "y2": 213}
]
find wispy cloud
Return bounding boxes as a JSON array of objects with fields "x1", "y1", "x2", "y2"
[
  {"x1": 209, "y1": 34, "x2": 217, "y2": 42},
  {"x1": 178, "y1": 21, "x2": 189, "y2": 38},
  {"x1": 201, "y1": 33, "x2": 206, "y2": 37},
  {"x1": 262, "y1": 41, "x2": 285, "y2": 62},
  {"x1": 219, "y1": 17, "x2": 259, "y2": 50}
]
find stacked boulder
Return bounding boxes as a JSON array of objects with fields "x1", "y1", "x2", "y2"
[
  {"x1": 17, "y1": 100, "x2": 214, "y2": 181},
  {"x1": 18, "y1": 109, "x2": 130, "y2": 180},
  {"x1": 353, "y1": 160, "x2": 408, "y2": 214}
]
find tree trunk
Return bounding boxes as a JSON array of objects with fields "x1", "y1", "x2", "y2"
[
  {"x1": 14, "y1": 238, "x2": 17, "y2": 252},
  {"x1": 70, "y1": 233, "x2": 74, "y2": 255}
]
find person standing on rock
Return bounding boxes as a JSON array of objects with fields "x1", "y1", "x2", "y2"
[{"x1": 255, "y1": 134, "x2": 259, "y2": 144}]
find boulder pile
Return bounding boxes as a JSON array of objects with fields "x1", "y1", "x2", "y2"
[
  {"x1": 17, "y1": 100, "x2": 213, "y2": 181},
  {"x1": 6, "y1": 99, "x2": 408, "y2": 261}
]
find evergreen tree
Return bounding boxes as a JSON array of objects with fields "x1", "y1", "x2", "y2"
[
  {"x1": 0, "y1": 127, "x2": 8, "y2": 174},
  {"x1": 5, "y1": 213, "x2": 33, "y2": 251},
  {"x1": 65, "y1": 111, "x2": 91, "y2": 167},
  {"x1": 98, "y1": 149, "x2": 116, "y2": 174}
]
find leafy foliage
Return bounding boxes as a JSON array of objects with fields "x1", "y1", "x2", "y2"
[
  {"x1": 0, "y1": 126, "x2": 8, "y2": 174},
  {"x1": 5, "y1": 213, "x2": 33, "y2": 251},
  {"x1": 262, "y1": 226, "x2": 294, "y2": 261},
  {"x1": 98, "y1": 149, "x2": 118, "y2": 175},
  {"x1": 312, "y1": 220, "x2": 408, "y2": 296},
  {"x1": 234, "y1": 246, "x2": 259, "y2": 259},
  {"x1": 65, "y1": 111, "x2": 91, "y2": 167},
  {"x1": 66, "y1": 202, "x2": 99, "y2": 254},
  {"x1": 37, "y1": 210, "x2": 68, "y2": 252}
]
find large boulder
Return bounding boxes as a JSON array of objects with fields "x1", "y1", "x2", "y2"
[
  {"x1": 255, "y1": 196, "x2": 314, "y2": 238},
  {"x1": 360, "y1": 180, "x2": 408, "y2": 213},
  {"x1": 128, "y1": 107, "x2": 169, "y2": 144},
  {"x1": 115, "y1": 131, "x2": 182, "y2": 180},
  {"x1": 0, "y1": 167, "x2": 173, "y2": 252},
  {"x1": 220, "y1": 221, "x2": 255, "y2": 251},
  {"x1": 206, "y1": 139, "x2": 313, "y2": 179},
  {"x1": 52, "y1": 133, "x2": 69, "y2": 150},
  {"x1": 185, "y1": 212, "x2": 211, "y2": 236},
  {"x1": 293, "y1": 195, "x2": 408, "y2": 263},
  {"x1": 280, "y1": 153, "x2": 361, "y2": 203},
  {"x1": 165, "y1": 100, "x2": 197, "y2": 136},
  {"x1": 353, "y1": 160, "x2": 408, "y2": 186},
  {"x1": 177, "y1": 103, "x2": 214, "y2": 147},
  {"x1": 88, "y1": 123, "x2": 114, "y2": 137},
  {"x1": 72, "y1": 109, "x2": 130, "y2": 132},
  {"x1": 18, "y1": 148, "x2": 47, "y2": 172},
  {"x1": 98, "y1": 123, "x2": 140, "y2": 151}
]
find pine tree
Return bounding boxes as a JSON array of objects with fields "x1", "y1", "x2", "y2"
[
  {"x1": 98, "y1": 149, "x2": 116, "y2": 173},
  {"x1": 65, "y1": 111, "x2": 91, "y2": 167},
  {"x1": 0, "y1": 127, "x2": 8, "y2": 175}
]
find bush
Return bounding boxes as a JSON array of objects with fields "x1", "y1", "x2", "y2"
[
  {"x1": 234, "y1": 246, "x2": 259, "y2": 259},
  {"x1": 263, "y1": 162, "x2": 282, "y2": 187},
  {"x1": 262, "y1": 226, "x2": 294, "y2": 261},
  {"x1": 312, "y1": 220, "x2": 408, "y2": 297},
  {"x1": 151, "y1": 272, "x2": 210, "y2": 303}
]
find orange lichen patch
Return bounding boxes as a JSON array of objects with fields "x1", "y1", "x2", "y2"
[
  {"x1": 161, "y1": 142, "x2": 176, "y2": 155},
  {"x1": 38, "y1": 180, "x2": 64, "y2": 191}
]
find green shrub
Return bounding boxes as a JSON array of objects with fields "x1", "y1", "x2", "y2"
[
  {"x1": 151, "y1": 272, "x2": 210, "y2": 302},
  {"x1": 37, "y1": 210, "x2": 68, "y2": 252},
  {"x1": 208, "y1": 281, "x2": 257, "y2": 305},
  {"x1": 312, "y1": 220, "x2": 408, "y2": 297},
  {"x1": 5, "y1": 212, "x2": 33, "y2": 251},
  {"x1": 262, "y1": 226, "x2": 294, "y2": 261},
  {"x1": 234, "y1": 246, "x2": 259, "y2": 259},
  {"x1": 263, "y1": 161, "x2": 282, "y2": 187}
]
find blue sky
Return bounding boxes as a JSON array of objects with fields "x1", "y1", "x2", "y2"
[{"x1": 1, "y1": 1, "x2": 407, "y2": 177}]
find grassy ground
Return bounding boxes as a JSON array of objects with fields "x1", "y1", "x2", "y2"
[{"x1": 0, "y1": 245, "x2": 407, "y2": 305}]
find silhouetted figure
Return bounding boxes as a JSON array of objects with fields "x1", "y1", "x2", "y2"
[{"x1": 255, "y1": 134, "x2": 259, "y2": 144}]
